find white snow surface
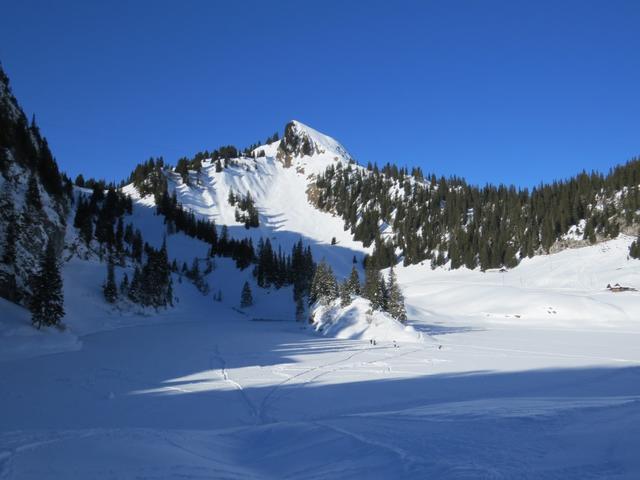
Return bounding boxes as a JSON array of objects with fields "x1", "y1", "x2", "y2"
[
  {"x1": 1, "y1": 123, "x2": 640, "y2": 478},
  {"x1": 312, "y1": 297, "x2": 422, "y2": 343}
]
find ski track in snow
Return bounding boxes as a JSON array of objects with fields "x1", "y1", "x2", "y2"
[
  {"x1": 210, "y1": 346, "x2": 260, "y2": 423},
  {"x1": 313, "y1": 421, "x2": 425, "y2": 467},
  {"x1": 258, "y1": 345, "x2": 376, "y2": 423}
]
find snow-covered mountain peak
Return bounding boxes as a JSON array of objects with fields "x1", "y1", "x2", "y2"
[{"x1": 274, "y1": 120, "x2": 352, "y2": 169}]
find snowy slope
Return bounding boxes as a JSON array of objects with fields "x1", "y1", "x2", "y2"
[
  {"x1": 399, "y1": 235, "x2": 640, "y2": 330},
  {"x1": 124, "y1": 121, "x2": 367, "y2": 278}
]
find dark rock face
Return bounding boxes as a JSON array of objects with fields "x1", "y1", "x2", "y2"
[{"x1": 277, "y1": 121, "x2": 316, "y2": 168}]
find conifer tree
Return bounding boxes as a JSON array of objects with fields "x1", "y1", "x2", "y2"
[
  {"x1": 29, "y1": 239, "x2": 64, "y2": 328},
  {"x1": 25, "y1": 174, "x2": 42, "y2": 211},
  {"x1": 240, "y1": 281, "x2": 253, "y2": 308},
  {"x1": 339, "y1": 279, "x2": 352, "y2": 307},
  {"x1": 363, "y1": 261, "x2": 381, "y2": 308},
  {"x1": 310, "y1": 260, "x2": 338, "y2": 305},
  {"x1": 347, "y1": 265, "x2": 361, "y2": 295},
  {"x1": 103, "y1": 259, "x2": 118, "y2": 303},
  {"x1": 74, "y1": 197, "x2": 93, "y2": 245},
  {"x1": 128, "y1": 266, "x2": 142, "y2": 303},
  {"x1": 386, "y1": 267, "x2": 407, "y2": 322},
  {"x1": 376, "y1": 274, "x2": 388, "y2": 311}
]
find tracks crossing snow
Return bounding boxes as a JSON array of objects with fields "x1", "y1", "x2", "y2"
[{"x1": 210, "y1": 346, "x2": 260, "y2": 423}]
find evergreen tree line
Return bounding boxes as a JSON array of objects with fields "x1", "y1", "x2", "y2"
[
  {"x1": 126, "y1": 156, "x2": 168, "y2": 201},
  {"x1": 174, "y1": 150, "x2": 232, "y2": 183},
  {"x1": 69, "y1": 185, "x2": 173, "y2": 309},
  {"x1": 0, "y1": 174, "x2": 66, "y2": 328},
  {"x1": 73, "y1": 174, "x2": 111, "y2": 191},
  {"x1": 28, "y1": 238, "x2": 65, "y2": 329},
  {"x1": 0, "y1": 67, "x2": 68, "y2": 200},
  {"x1": 6, "y1": 179, "x2": 67, "y2": 328},
  {"x1": 104, "y1": 239, "x2": 174, "y2": 309},
  {"x1": 312, "y1": 158, "x2": 640, "y2": 270},
  {"x1": 156, "y1": 190, "x2": 255, "y2": 269},
  {"x1": 73, "y1": 185, "x2": 134, "y2": 257},
  {"x1": 309, "y1": 261, "x2": 407, "y2": 323},
  {"x1": 123, "y1": 240, "x2": 173, "y2": 308},
  {"x1": 253, "y1": 238, "x2": 315, "y2": 293},
  {"x1": 143, "y1": 139, "x2": 275, "y2": 188}
]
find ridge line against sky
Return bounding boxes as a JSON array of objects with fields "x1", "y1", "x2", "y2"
[{"x1": 1, "y1": 0, "x2": 639, "y2": 188}]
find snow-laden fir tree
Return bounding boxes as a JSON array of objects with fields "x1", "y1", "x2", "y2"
[
  {"x1": 25, "y1": 174, "x2": 42, "y2": 211},
  {"x1": 386, "y1": 266, "x2": 407, "y2": 323},
  {"x1": 103, "y1": 258, "x2": 118, "y2": 303},
  {"x1": 363, "y1": 261, "x2": 384, "y2": 310},
  {"x1": 128, "y1": 265, "x2": 142, "y2": 303},
  {"x1": 309, "y1": 260, "x2": 339, "y2": 305},
  {"x1": 135, "y1": 239, "x2": 173, "y2": 308},
  {"x1": 376, "y1": 274, "x2": 388, "y2": 311},
  {"x1": 347, "y1": 265, "x2": 361, "y2": 296},
  {"x1": 240, "y1": 281, "x2": 253, "y2": 308},
  {"x1": 29, "y1": 238, "x2": 64, "y2": 329}
]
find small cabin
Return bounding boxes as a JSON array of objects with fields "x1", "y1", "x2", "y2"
[{"x1": 606, "y1": 283, "x2": 638, "y2": 293}]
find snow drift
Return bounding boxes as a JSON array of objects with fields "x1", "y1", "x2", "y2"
[{"x1": 311, "y1": 297, "x2": 422, "y2": 343}]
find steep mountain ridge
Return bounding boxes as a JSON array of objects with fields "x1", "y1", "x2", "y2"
[
  {"x1": 273, "y1": 120, "x2": 353, "y2": 168},
  {"x1": 126, "y1": 117, "x2": 640, "y2": 276},
  {"x1": 0, "y1": 66, "x2": 71, "y2": 303},
  {"x1": 124, "y1": 120, "x2": 368, "y2": 278}
]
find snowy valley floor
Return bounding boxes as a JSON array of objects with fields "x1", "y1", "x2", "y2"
[
  {"x1": 1, "y1": 309, "x2": 640, "y2": 478},
  {"x1": 2, "y1": 239, "x2": 640, "y2": 479}
]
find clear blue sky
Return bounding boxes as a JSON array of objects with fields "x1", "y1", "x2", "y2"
[{"x1": 1, "y1": 0, "x2": 639, "y2": 187}]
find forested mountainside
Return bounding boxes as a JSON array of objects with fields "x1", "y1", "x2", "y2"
[
  {"x1": 311, "y1": 153, "x2": 640, "y2": 270},
  {"x1": 123, "y1": 116, "x2": 640, "y2": 272},
  {"x1": 0, "y1": 65, "x2": 72, "y2": 304}
]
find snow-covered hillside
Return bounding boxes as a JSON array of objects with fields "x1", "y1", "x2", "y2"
[
  {"x1": 400, "y1": 235, "x2": 640, "y2": 330},
  {"x1": 124, "y1": 120, "x2": 368, "y2": 278}
]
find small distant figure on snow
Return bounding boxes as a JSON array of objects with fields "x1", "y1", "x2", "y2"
[
  {"x1": 438, "y1": 345, "x2": 443, "y2": 350},
  {"x1": 393, "y1": 340, "x2": 398, "y2": 348}
]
